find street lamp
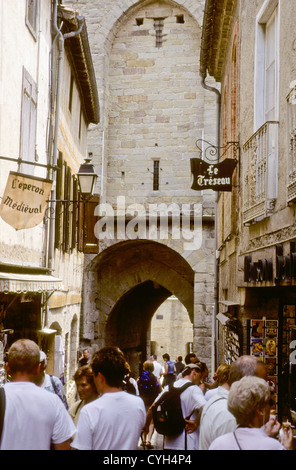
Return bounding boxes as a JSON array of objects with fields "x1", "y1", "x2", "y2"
[{"x1": 76, "y1": 153, "x2": 97, "y2": 199}]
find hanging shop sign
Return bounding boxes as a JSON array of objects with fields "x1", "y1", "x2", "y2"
[
  {"x1": 190, "y1": 158, "x2": 237, "y2": 192},
  {"x1": 0, "y1": 172, "x2": 52, "y2": 230}
]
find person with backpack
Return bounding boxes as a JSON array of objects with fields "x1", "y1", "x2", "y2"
[
  {"x1": 143, "y1": 362, "x2": 206, "y2": 450},
  {"x1": 138, "y1": 360, "x2": 160, "y2": 448},
  {"x1": 162, "y1": 353, "x2": 176, "y2": 387}
]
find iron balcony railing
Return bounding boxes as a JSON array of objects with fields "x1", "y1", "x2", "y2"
[
  {"x1": 287, "y1": 85, "x2": 296, "y2": 203},
  {"x1": 242, "y1": 121, "x2": 279, "y2": 225}
]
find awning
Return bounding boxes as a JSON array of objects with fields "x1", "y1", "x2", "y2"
[
  {"x1": 216, "y1": 312, "x2": 231, "y2": 325},
  {"x1": 219, "y1": 300, "x2": 240, "y2": 307},
  {"x1": 0, "y1": 272, "x2": 63, "y2": 294}
]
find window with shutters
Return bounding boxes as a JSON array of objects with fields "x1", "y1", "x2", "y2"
[
  {"x1": 63, "y1": 163, "x2": 71, "y2": 253},
  {"x1": 20, "y1": 68, "x2": 37, "y2": 175},
  {"x1": 26, "y1": 0, "x2": 38, "y2": 39},
  {"x1": 55, "y1": 152, "x2": 93, "y2": 253},
  {"x1": 55, "y1": 153, "x2": 64, "y2": 250},
  {"x1": 71, "y1": 177, "x2": 79, "y2": 250},
  {"x1": 82, "y1": 195, "x2": 100, "y2": 254}
]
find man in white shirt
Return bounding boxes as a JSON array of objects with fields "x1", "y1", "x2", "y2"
[
  {"x1": 150, "y1": 354, "x2": 163, "y2": 388},
  {"x1": 0, "y1": 339, "x2": 76, "y2": 450},
  {"x1": 72, "y1": 346, "x2": 146, "y2": 450},
  {"x1": 144, "y1": 363, "x2": 206, "y2": 450},
  {"x1": 199, "y1": 383, "x2": 236, "y2": 450}
]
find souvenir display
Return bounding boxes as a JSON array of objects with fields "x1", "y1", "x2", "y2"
[{"x1": 250, "y1": 319, "x2": 278, "y2": 414}]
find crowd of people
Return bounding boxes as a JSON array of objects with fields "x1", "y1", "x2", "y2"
[{"x1": 0, "y1": 339, "x2": 294, "y2": 450}]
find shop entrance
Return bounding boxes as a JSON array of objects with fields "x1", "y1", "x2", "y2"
[
  {"x1": 0, "y1": 293, "x2": 42, "y2": 384},
  {"x1": 279, "y1": 304, "x2": 296, "y2": 423}
]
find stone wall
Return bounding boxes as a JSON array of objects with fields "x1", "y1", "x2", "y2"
[{"x1": 64, "y1": 0, "x2": 218, "y2": 370}]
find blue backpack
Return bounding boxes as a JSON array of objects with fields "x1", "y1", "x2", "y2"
[{"x1": 138, "y1": 371, "x2": 159, "y2": 398}]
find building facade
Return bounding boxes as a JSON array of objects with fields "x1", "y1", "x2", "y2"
[
  {"x1": 201, "y1": 0, "x2": 296, "y2": 420},
  {"x1": 64, "y1": 0, "x2": 218, "y2": 374},
  {"x1": 0, "y1": 0, "x2": 99, "y2": 392}
]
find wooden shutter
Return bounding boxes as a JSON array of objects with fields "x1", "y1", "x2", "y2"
[
  {"x1": 77, "y1": 194, "x2": 84, "y2": 253},
  {"x1": 55, "y1": 152, "x2": 64, "y2": 249},
  {"x1": 83, "y1": 195, "x2": 100, "y2": 254},
  {"x1": 63, "y1": 163, "x2": 71, "y2": 253},
  {"x1": 71, "y1": 177, "x2": 78, "y2": 249}
]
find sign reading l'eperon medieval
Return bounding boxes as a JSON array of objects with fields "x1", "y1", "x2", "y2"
[
  {"x1": 0, "y1": 172, "x2": 52, "y2": 230},
  {"x1": 190, "y1": 158, "x2": 237, "y2": 192}
]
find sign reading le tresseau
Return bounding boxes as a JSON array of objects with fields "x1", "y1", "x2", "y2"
[
  {"x1": 0, "y1": 172, "x2": 52, "y2": 230},
  {"x1": 190, "y1": 158, "x2": 237, "y2": 192}
]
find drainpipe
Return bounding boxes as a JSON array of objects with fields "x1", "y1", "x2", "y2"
[
  {"x1": 48, "y1": 0, "x2": 84, "y2": 273},
  {"x1": 200, "y1": 74, "x2": 221, "y2": 372},
  {"x1": 44, "y1": 0, "x2": 84, "y2": 331}
]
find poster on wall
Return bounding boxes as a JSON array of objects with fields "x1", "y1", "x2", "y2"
[{"x1": 250, "y1": 319, "x2": 278, "y2": 414}]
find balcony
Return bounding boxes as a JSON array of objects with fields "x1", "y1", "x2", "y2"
[
  {"x1": 242, "y1": 121, "x2": 278, "y2": 225},
  {"x1": 287, "y1": 85, "x2": 296, "y2": 203}
]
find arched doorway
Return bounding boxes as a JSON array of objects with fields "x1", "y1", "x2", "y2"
[
  {"x1": 107, "y1": 280, "x2": 171, "y2": 373},
  {"x1": 150, "y1": 296, "x2": 193, "y2": 364},
  {"x1": 82, "y1": 240, "x2": 195, "y2": 374}
]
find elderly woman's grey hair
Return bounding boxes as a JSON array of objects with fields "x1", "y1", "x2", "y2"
[{"x1": 228, "y1": 376, "x2": 270, "y2": 427}]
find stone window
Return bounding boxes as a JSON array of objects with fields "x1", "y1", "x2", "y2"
[
  {"x1": 153, "y1": 160, "x2": 160, "y2": 190},
  {"x1": 176, "y1": 15, "x2": 185, "y2": 24}
]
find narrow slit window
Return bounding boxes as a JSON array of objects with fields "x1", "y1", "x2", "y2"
[
  {"x1": 154, "y1": 18, "x2": 164, "y2": 48},
  {"x1": 153, "y1": 160, "x2": 160, "y2": 191}
]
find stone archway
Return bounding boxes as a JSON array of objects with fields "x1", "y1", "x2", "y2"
[{"x1": 82, "y1": 240, "x2": 195, "y2": 370}]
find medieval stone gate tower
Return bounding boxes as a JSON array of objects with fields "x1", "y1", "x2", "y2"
[{"x1": 64, "y1": 0, "x2": 217, "y2": 373}]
